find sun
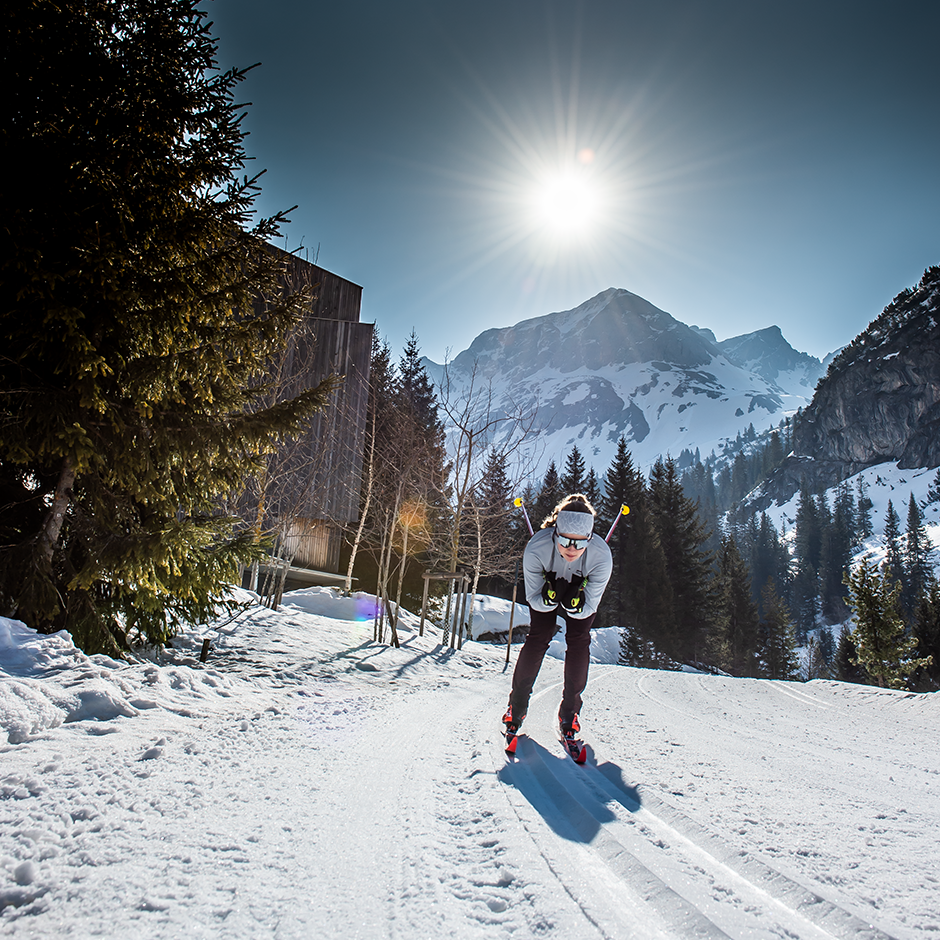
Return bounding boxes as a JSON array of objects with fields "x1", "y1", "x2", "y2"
[{"x1": 533, "y1": 169, "x2": 598, "y2": 236}]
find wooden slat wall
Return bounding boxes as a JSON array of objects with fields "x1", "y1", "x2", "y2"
[
  {"x1": 280, "y1": 252, "x2": 363, "y2": 322},
  {"x1": 245, "y1": 252, "x2": 373, "y2": 563},
  {"x1": 282, "y1": 517, "x2": 343, "y2": 571},
  {"x1": 284, "y1": 316, "x2": 373, "y2": 523}
]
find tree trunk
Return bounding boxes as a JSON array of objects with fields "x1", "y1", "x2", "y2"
[
  {"x1": 390, "y1": 520, "x2": 407, "y2": 649},
  {"x1": 374, "y1": 512, "x2": 390, "y2": 643},
  {"x1": 344, "y1": 407, "x2": 376, "y2": 594},
  {"x1": 38, "y1": 455, "x2": 75, "y2": 566}
]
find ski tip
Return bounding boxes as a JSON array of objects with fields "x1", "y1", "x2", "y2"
[
  {"x1": 574, "y1": 745, "x2": 587, "y2": 764},
  {"x1": 505, "y1": 734, "x2": 518, "y2": 755}
]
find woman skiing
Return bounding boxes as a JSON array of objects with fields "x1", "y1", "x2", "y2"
[{"x1": 502, "y1": 493, "x2": 613, "y2": 754}]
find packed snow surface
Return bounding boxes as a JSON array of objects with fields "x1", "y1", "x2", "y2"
[{"x1": 2, "y1": 588, "x2": 938, "y2": 939}]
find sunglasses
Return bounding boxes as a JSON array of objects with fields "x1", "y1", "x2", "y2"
[{"x1": 556, "y1": 534, "x2": 589, "y2": 550}]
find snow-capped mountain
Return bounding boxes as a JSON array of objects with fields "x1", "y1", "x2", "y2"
[
  {"x1": 716, "y1": 325, "x2": 826, "y2": 399},
  {"x1": 425, "y1": 288, "x2": 824, "y2": 477}
]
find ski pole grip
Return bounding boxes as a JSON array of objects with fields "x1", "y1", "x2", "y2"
[{"x1": 514, "y1": 497, "x2": 534, "y2": 536}]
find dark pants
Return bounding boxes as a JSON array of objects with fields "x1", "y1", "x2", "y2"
[{"x1": 510, "y1": 606, "x2": 596, "y2": 725}]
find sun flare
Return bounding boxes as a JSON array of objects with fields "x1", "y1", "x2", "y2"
[{"x1": 534, "y1": 171, "x2": 598, "y2": 235}]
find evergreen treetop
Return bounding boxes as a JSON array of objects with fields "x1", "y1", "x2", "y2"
[
  {"x1": 560, "y1": 445, "x2": 587, "y2": 496},
  {"x1": 1, "y1": 0, "x2": 335, "y2": 651},
  {"x1": 648, "y1": 455, "x2": 715, "y2": 664}
]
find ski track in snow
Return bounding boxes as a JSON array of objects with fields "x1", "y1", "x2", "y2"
[{"x1": 1, "y1": 592, "x2": 938, "y2": 938}]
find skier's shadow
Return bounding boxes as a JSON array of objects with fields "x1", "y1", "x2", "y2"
[{"x1": 497, "y1": 738, "x2": 641, "y2": 844}]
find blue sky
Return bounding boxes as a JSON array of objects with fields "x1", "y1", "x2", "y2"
[{"x1": 211, "y1": 0, "x2": 940, "y2": 364}]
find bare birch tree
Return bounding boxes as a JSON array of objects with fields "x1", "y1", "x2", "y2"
[{"x1": 433, "y1": 360, "x2": 542, "y2": 637}]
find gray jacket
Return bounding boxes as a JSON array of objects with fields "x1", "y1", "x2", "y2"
[{"x1": 522, "y1": 526, "x2": 613, "y2": 620}]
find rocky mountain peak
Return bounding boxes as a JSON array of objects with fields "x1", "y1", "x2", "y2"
[
  {"x1": 447, "y1": 288, "x2": 717, "y2": 383},
  {"x1": 427, "y1": 288, "x2": 819, "y2": 477},
  {"x1": 718, "y1": 325, "x2": 825, "y2": 395}
]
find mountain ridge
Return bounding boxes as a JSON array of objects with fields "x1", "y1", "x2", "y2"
[{"x1": 425, "y1": 288, "x2": 827, "y2": 478}]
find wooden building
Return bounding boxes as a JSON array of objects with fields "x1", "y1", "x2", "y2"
[{"x1": 245, "y1": 251, "x2": 372, "y2": 586}]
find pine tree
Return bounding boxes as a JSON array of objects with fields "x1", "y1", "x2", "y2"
[
  {"x1": 835, "y1": 480, "x2": 857, "y2": 548},
  {"x1": 820, "y1": 490, "x2": 852, "y2": 622},
  {"x1": 600, "y1": 438, "x2": 635, "y2": 634},
  {"x1": 648, "y1": 456, "x2": 715, "y2": 665},
  {"x1": 805, "y1": 635, "x2": 830, "y2": 680},
  {"x1": 791, "y1": 481, "x2": 821, "y2": 639},
  {"x1": 474, "y1": 448, "x2": 520, "y2": 595},
  {"x1": 342, "y1": 333, "x2": 396, "y2": 595},
  {"x1": 560, "y1": 445, "x2": 587, "y2": 495},
  {"x1": 856, "y1": 476, "x2": 874, "y2": 540},
  {"x1": 731, "y1": 452, "x2": 749, "y2": 503},
  {"x1": 389, "y1": 334, "x2": 448, "y2": 613},
  {"x1": 711, "y1": 535, "x2": 760, "y2": 676},
  {"x1": 533, "y1": 462, "x2": 562, "y2": 528},
  {"x1": 844, "y1": 560, "x2": 932, "y2": 689},
  {"x1": 757, "y1": 579, "x2": 799, "y2": 679},
  {"x1": 911, "y1": 579, "x2": 940, "y2": 691},
  {"x1": 399, "y1": 330, "x2": 444, "y2": 443},
  {"x1": 762, "y1": 430, "x2": 785, "y2": 477},
  {"x1": 835, "y1": 626, "x2": 867, "y2": 684},
  {"x1": 748, "y1": 513, "x2": 791, "y2": 615},
  {"x1": 346, "y1": 331, "x2": 414, "y2": 603},
  {"x1": 883, "y1": 500, "x2": 904, "y2": 585},
  {"x1": 818, "y1": 626, "x2": 835, "y2": 672},
  {"x1": 903, "y1": 493, "x2": 932, "y2": 618},
  {"x1": 584, "y1": 468, "x2": 601, "y2": 508},
  {"x1": 924, "y1": 469, "x2": 940, "y2": 507},
  {"x1": 0, "y1": 0, "x2": 335, "y2": 652},
  {"x1": 601, "y1": 438, "x2": 671, "y2": 664}
]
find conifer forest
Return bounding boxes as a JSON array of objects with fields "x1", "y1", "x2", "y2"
[{"x1": 346, "y1": 334, "x2": 940, "y2": 693}]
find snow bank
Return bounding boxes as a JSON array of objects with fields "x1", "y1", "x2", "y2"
[{"x1": 0, "y1": 614, "x2": 245, "y2": 746}]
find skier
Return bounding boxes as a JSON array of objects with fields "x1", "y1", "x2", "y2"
[{"x1": 502, "y1": 493, "x2": 613, "y2": 756}]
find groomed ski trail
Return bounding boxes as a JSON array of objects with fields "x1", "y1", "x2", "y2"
[{"x1": 487, "y1": 670, "x2": 899, "y2": 940}]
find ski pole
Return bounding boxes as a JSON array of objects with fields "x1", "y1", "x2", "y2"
[
  {"x1": 513, "y1": 497, "x2": 534, "y2": 536},
  {"x1": 604, "y1": 504, "x2": 630, "y2": 542}
]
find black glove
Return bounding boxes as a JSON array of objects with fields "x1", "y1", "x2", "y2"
[
  {"x1": 559, "y1": 578, "x2": 587, "y2": 614},
  {"x1": 541, "y1": 574, "x2": 559, "y2": 607}
]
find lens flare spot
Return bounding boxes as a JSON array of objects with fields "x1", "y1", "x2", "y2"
[
  {"x1": 399, "y1": 500, "x2": 426, "y2": 530},
  {"x1": 354, "y1": 595, "x2": 379, "y2": 622}
]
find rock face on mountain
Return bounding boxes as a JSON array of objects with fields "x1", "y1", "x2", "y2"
[
  {"x1": 448, "y1": 288, "x2": 714, "y2": 378},
  {"x1": 425, "y1": 288, "x2": 820, "y2": 476},
  {"x1": 749, "y1": 266, "x2": 940, "y2": 509},
  {"x1": 718, "y1": 326, "x2": 825, "y2": 397}
]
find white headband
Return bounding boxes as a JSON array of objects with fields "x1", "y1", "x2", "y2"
[{"x1": 555, "y1": 509, "x2": 594, "y2": 538}]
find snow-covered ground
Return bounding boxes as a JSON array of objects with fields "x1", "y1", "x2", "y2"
[{"x1": 2, "y1": 589, "x2": 938, "y2": 939}]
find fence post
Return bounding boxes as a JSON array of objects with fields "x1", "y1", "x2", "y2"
[{"x1": 419, "y1": 573, "x2": 430, "y2": 637}]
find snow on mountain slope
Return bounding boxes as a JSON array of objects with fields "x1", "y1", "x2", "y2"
[
  {"x1": 717, "y1": 325, "x2": 826, "y2": 398},
  {"x1": 425, "y1": 289, "x2": 822, "y2": 476},
  {"x1": 2, "y1": 589, "x2": 936, "y2": 939},
  {"x1": 762, "y1": 462, "x2": 940, "y2": 563}
]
